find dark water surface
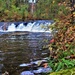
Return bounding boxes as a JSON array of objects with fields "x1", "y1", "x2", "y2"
[{"x1": 0, "y1": 31, "x2": 52, "y2": 75}]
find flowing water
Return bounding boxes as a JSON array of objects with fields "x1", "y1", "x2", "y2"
[{"x1": 0, "y1": 20, "x2": 53, "y2": 75}]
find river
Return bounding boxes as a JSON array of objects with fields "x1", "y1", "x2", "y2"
[{"x1": 0, "y1": 20, "x2": 53, "y2": 75}]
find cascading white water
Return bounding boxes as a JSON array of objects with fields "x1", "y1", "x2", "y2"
[
  {"x1": 0, "y1": 20, "x2": 53, "y2": 32},
  {"x1": 7, "y1": 22, "x2": 35, "y2": 32}
]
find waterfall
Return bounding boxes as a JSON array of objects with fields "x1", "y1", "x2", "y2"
[{"x1": 0, "y1": 20, "x2": 54, "y2": 32}]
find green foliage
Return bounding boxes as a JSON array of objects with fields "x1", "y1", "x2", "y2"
[
  {"x1": 0, "y1": 0, "x2": 29, "y2": 21},
  {"x1": 0, "y1": 0, "x2": 71, "y2": 21},
  {"x1": 48, "y1": 0, "x2": 75, "y2": 57},
  {"x1": 48, "y1": 9, "x2": 75, "y2": 75},
  {"x1": 48, "y1": 16, "x2": 75, "y2": 58},
  {"x1": 48, "y1": 58, "x2": 75, "y2": 72},
  {"x1": 50, "y1": 67, "x2": 75, "y2": 75},
  {"x1": 47, "y1": 0, "x2": 75, "y2": 74}
]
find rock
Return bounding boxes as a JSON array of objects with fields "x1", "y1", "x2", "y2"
[
  {"x1": 19, "y1": 63, "x2": 31, "y2": 67},
  {"x1": 33, "y1": 67, "x2": 52, "y2": 73},
  {"x1": 30, "y1": 59, "x2": 47, "y2": 66},
  {"x1": 20, "y1": 71, "x2": 34, "y2": 75}
]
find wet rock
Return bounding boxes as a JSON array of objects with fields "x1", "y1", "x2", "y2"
[
  {"x1": 20, "y1": 71, "x2": 34, "y2": 75},
  {"x1": 30, "y1": 59, "x2": 47, "y2": 66},
  {"x1": 19, "y1": 59, "x2": 52, "y2": 74},
  {"x1": 33, "y1": 67, "x2": 52, "y2": 73},
  {"x1": 19, "y1": 59, "x2": 48, "y2": 68},
  {"x1": 19, "y1": 63, "x2": 31, "y2": 67}
]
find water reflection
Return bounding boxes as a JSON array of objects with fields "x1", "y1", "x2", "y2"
[{"x1": 0, "y1": 32, "x2": 52, "y2": 75}]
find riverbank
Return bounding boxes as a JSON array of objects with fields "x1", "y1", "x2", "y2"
[{"x1": 50, "y1": 67, "x2": 75, "y2": 75}]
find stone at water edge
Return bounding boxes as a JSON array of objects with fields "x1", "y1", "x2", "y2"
[
  {"x1": 19, "y1": 63, "x2": 31, "y2": 67},
  {"x1": 33, "y1": 67, "x2": 52, "y2": 74},
  {"x1": 30, "y1": 59, "x2": 47, "y2": 66},
  {"x1": 20, "y1": 71, "x2": 34, "y2": 75}
]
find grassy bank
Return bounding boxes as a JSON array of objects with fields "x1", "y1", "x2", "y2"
[{"x1": 50, "y1": 67, "x2": 75, "y2": 75}]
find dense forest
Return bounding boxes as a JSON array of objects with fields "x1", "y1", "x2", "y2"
[{"x1": 0, "y1": 0, "x2": 74, "y2": 21}]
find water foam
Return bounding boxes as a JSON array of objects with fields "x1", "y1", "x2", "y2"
[{"x1": 0, "y1": 20, "x2": 53, "y2": 32}]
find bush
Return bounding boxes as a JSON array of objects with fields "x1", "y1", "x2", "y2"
[{"x1": 48, "y1": 0, "x2": 75, "y2": 73}]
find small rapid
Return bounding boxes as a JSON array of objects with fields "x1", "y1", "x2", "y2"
[{"x1": 0, "y1": 20, "x2": 53, "y2": 32}]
